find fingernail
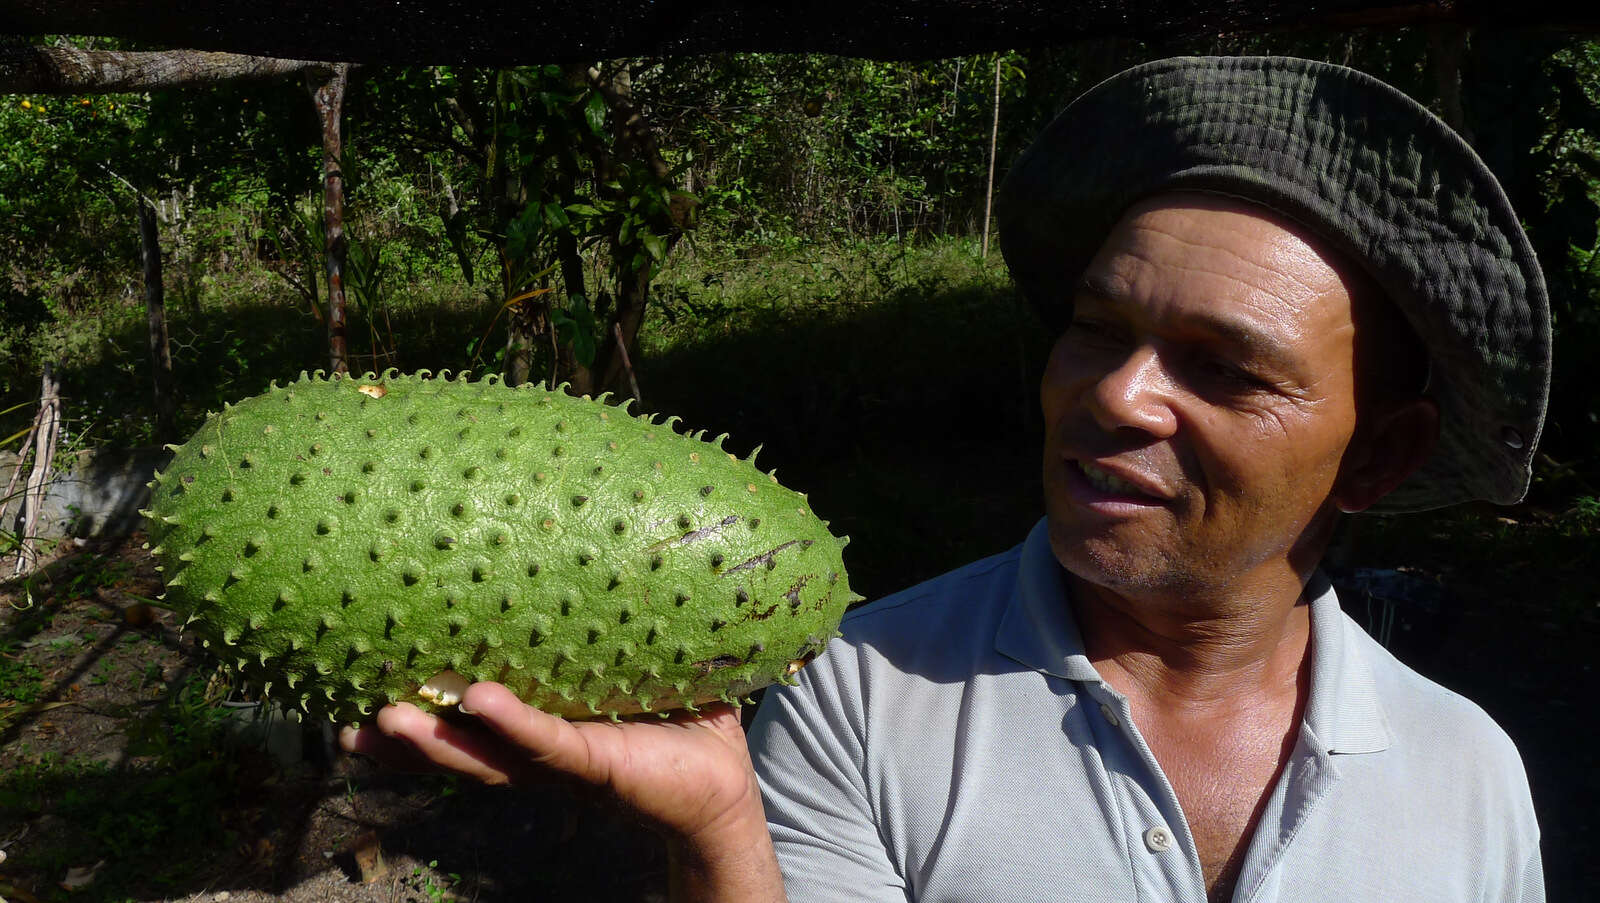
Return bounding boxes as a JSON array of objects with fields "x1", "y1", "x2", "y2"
[{"x1": 457, "y1": 702, "x2": 478, "y2": 716}]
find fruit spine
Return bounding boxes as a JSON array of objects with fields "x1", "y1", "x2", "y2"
[{"x1": 144, "y1": 370, "x2": 859, "y2": 722}]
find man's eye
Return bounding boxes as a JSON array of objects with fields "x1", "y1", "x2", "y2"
[
  {"x1": 1067, "y1": 318, "x2": 1123, "y2": 342},
  {"x1": 1201, "y1": 359, "x2": 1269, "y2": 389}
]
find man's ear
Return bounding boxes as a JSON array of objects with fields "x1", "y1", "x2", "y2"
[{"x1": 1332, "y1": 397, "x2": 1440, "y2": 514}]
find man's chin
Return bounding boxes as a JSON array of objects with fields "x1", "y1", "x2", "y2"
[{"x1": 1045, "y1": 514, "x2": 1182, "y2": 594}]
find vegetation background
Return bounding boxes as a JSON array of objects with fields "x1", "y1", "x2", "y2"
[{"x1": 0, "y1": 26, "x2": 1596, "y2": 902}]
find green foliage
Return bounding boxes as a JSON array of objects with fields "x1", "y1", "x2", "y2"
[
  {"x1": 0, "y1": 642, "x2": 45, "y2": 705},
  {"x1": 636, "y1": 52, "x2": 1032, "y2": 242},
  {"x1": 2, "y1": 31, "x2": 1600, "y2": 493},
  {"x1": 551, "y1": 292, "x2": 599, "y2": 366},
  {"x1": 406, "y1": 859, "x2": 463, "y2": 903},
  {"x1": 0, "y1": 86, "x2": 144, "y2": 314}
]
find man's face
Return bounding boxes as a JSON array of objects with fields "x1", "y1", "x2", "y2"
[{"x1": 1041, "y1": 194, "x2": 1365, "y2": 598}]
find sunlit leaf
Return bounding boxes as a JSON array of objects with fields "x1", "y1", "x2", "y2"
[
  {"x1": 641, "y1": 229, "x2": 665, "y2": 262},
  {"x1": 585, "y1": 92, "x2": 608, "y2": 137}
]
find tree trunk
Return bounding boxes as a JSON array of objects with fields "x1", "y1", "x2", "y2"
[
  {"x1": 138, "y1": 198, "x2": 177, "y2": 444},
  {"x1": 439, "y1": 172, "x2": 474, "y2": 285},
  {"x1": 598, "y1": 266, "x2": 651, "y2": 395},
  {"x1": 0, "y1": 43, "x2": 321, "y2": 94},
  {"x1": 502, "y1": 291, "x2": 535, "y2": 387},
  {"x1": 1429, "y1": 23, "x2": 1473, "y2": 143},
  {"x1": 981, "y1": 55, "x2": 1002, "y2": 260},
  {"x1": 584, "y1": 63, "x2": 691, "y2": 396},
  {"x1": 306, "y1": 63, "x2": 351, "y2": 374}
]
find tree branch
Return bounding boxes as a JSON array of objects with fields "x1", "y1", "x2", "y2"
[{"x1": 0, "y1": 43, "x2": 327, "y2": 94}]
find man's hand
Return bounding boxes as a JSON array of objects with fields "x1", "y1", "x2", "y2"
[{"x1": 338, "y1": 681, "x2": 786, "y2": 902}]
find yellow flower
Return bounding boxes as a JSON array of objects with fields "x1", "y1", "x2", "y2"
[{"x1": 19, "y1": 100, "x2": 30, "y2": 109}]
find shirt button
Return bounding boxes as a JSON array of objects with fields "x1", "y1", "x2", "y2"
[
  {"x1": 1144, "y1": 826, "x2": 1174, "y2": 853},
  {"x1": 1099, "y1": 703, "x2": 1120, "y2": 727}
]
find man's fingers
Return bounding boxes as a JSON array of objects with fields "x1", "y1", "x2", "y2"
[
  {"x1": 340, "y1": 685, "x2": 752, "y2": 805},
  {"x1": 455, "y1": 682, "x2": 610, "y2": 784},
  {"x1": 339, "y1": 720, "x2": 444, "y2": 774},
  {"x1": 362, "y1": 701, "x2": 534, "y2": 785}
]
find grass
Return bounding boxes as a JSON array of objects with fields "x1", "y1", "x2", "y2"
[
  {"x1": 0, "y1": 672, "x2": 247, "y2": 899},
  {"x1": 0, "y1": 643, "x2": 45, "y2": 705}
]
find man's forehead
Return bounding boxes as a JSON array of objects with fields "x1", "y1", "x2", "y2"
[
  {"x1": 1082, "y1": 194, "x2": 1360, "y2": 316},
  {"x1": 1107, "y1": 193, "x2": 1354, "y2": 274}
]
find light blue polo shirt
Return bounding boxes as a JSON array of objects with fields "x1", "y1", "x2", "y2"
[{"x1": 748, "y1": 519, "x2": 1543, "y2": 902}]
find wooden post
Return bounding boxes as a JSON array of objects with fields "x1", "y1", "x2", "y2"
[
  {"x1": 981, "y1": 55, "x2": 1002, "y2": 261},
  {"x1": 0, "y1": 403, "x2": 41, "y2": 537},
  {"x1": 307, "y1": 63, "x2": 351, "y2": 374},
  {"x1": 139, "y1": 197, "x2": 177, "y2": 444},
  {"x1": 13, "y1": 366, "x2": 60, "y2": 576}
]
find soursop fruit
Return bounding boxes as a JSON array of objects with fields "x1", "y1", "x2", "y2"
[{"x1": 143, "y1": 370, "x2": 860, "y2": 722}]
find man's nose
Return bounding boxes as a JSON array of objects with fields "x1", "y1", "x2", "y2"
[{"x1": 1086, "y1": 346, "x2": 1179, "y2": 437}]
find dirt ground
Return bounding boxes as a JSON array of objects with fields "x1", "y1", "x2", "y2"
[{"x1": 0, "y1": 524, "x2": 1593, "y2": 902}]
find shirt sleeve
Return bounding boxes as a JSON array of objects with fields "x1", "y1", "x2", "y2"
[
  {"x1": 746, "y1": 653, "x2": 909, "y2": 902},
  {"x1": 1508, "y1": 838, "x2": 1545, "y2": 902}
]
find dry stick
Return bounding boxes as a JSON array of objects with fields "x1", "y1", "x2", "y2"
[
  {"x1": 0, "y1": 403, "x2": 43, "y2": 538},
  {"x1": 980, "y1": 56, "x2": 1002, "y2": 262},
  {"x1": 14, "y1": 367, "x2": 61, "y2": 577},
  {"x1": 612, "y1": 322, "x2": 643, "y2": 407}
]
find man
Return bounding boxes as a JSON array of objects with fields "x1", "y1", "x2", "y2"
[{"x1": 344, "y1": 57, "x2": 1549, "y2": 902}]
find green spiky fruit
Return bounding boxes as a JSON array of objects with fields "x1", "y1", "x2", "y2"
[{"x1": 143, "y1": 370, "x2": 859, "y2": 722}]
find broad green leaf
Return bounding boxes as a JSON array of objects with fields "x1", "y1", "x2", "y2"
[
  {"x1": 641, "y1": 229, "x2": 665, "y2": 262},
  {"x1": 585, "y1": 92, "x2": 607, "y2": 137}
]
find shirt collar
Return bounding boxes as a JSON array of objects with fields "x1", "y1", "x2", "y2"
[
  {"x1": 1301, "y1": 572, "x2": 1391, "y2": 755},
  {"x1": 994, "y1": 517, "x2": 1391, "y2": 755},
  {"x1": 994, "y1": 519, "x2": 1105, "y2": 684}
]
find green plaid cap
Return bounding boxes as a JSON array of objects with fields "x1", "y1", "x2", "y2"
[{"x1": 998, "y1": 56, "x2": 1552, "y2": 512}]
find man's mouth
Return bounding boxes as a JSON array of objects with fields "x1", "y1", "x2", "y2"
[{"x1": 1074, "y1": 460, "x2": 1157, "y2": 499}]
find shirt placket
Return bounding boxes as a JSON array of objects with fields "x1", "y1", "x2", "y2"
[{"x1": 1079, "y1": 680, "x2": 1209, "y2": 903}]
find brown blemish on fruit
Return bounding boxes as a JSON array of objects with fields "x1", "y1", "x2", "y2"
[
  {"x1": 693, "y1": 655, "x2": 744, "y2": 674},
  {"x1": 724, "y1": 540, "x2": 801, "y2": 575}
]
